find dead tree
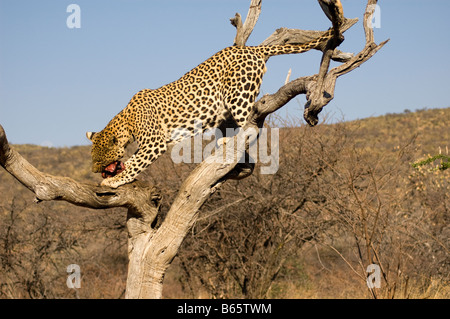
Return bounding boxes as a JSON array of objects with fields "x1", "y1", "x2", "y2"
[{"x1": 0, "y1": 0, "x2": 387, "y2": 298}]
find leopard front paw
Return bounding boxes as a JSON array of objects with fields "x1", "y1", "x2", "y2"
[{"x1": 100, "y1": 176, "x2": 126, "y2": 189}]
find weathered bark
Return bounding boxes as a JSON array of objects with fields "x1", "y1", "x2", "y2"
[
  {"x1": 0, "y1": 125, "x2": 160, "y2": 216},
  {"x1": 230, "y1": 0, "x2": 262, "y2": 46},
  {"x1": 0, "y1": 0, "x2": 387, "y2": 299},
  {"x1": 303, "y1": 0, "x2": 389, "y2": 126}
]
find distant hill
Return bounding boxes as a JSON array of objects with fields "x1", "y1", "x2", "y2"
[
  {"x1": 7, "y1": 107, "x2": 449, "y2": 177},
  {"x1": 347, "y1": 107, "x2": 449, "y2": 155}
]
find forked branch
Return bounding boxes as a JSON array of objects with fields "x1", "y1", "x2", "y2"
[
  {"x1": 230, "y1": 0, "x2": 262, "y2": 46},
  {"x1": 303, "y1": 0, "x2": 388, "y2": 125}
]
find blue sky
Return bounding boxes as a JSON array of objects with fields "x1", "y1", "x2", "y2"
[{"x1": 0, "y1": 0, "x2": 449, "y2": 147}]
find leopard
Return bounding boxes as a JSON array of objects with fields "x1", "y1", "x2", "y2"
[{"x1": 87, "y1": 29, "x2": 334, "y2": 188}]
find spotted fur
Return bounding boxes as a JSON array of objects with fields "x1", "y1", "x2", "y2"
[{"x1": 87, "y1": 30, "x2": 333, "y2": 188}]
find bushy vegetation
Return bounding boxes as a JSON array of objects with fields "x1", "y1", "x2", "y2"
[{"x1": 0, "y1": 107, "x2": 448, "y2": 298}]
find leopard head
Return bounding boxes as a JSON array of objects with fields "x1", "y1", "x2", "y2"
[{"x1": 86, "y1": 129, "x2": 128, "y2": 175}]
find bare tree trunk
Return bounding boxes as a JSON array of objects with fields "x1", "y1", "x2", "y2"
[{"x1": 0, "y1": 0, "x2": 387, "y2": 299}]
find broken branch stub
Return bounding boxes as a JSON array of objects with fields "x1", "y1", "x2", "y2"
[{"x1": 231, "y1": 0, "x2": 262, "y2": 46}]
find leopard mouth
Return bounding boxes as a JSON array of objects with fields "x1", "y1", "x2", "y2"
[{"x1": 101, "y1": 161, "x2": 126, "y2": 179}]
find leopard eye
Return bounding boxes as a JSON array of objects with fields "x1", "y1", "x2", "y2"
[{"x1": 109, "y1": 136, "x2": 118, "y2": 147}]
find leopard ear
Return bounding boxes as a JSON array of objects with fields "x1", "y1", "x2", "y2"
[{"x1": 86, "y1": 132, "x2": 96, "y2": 141}]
